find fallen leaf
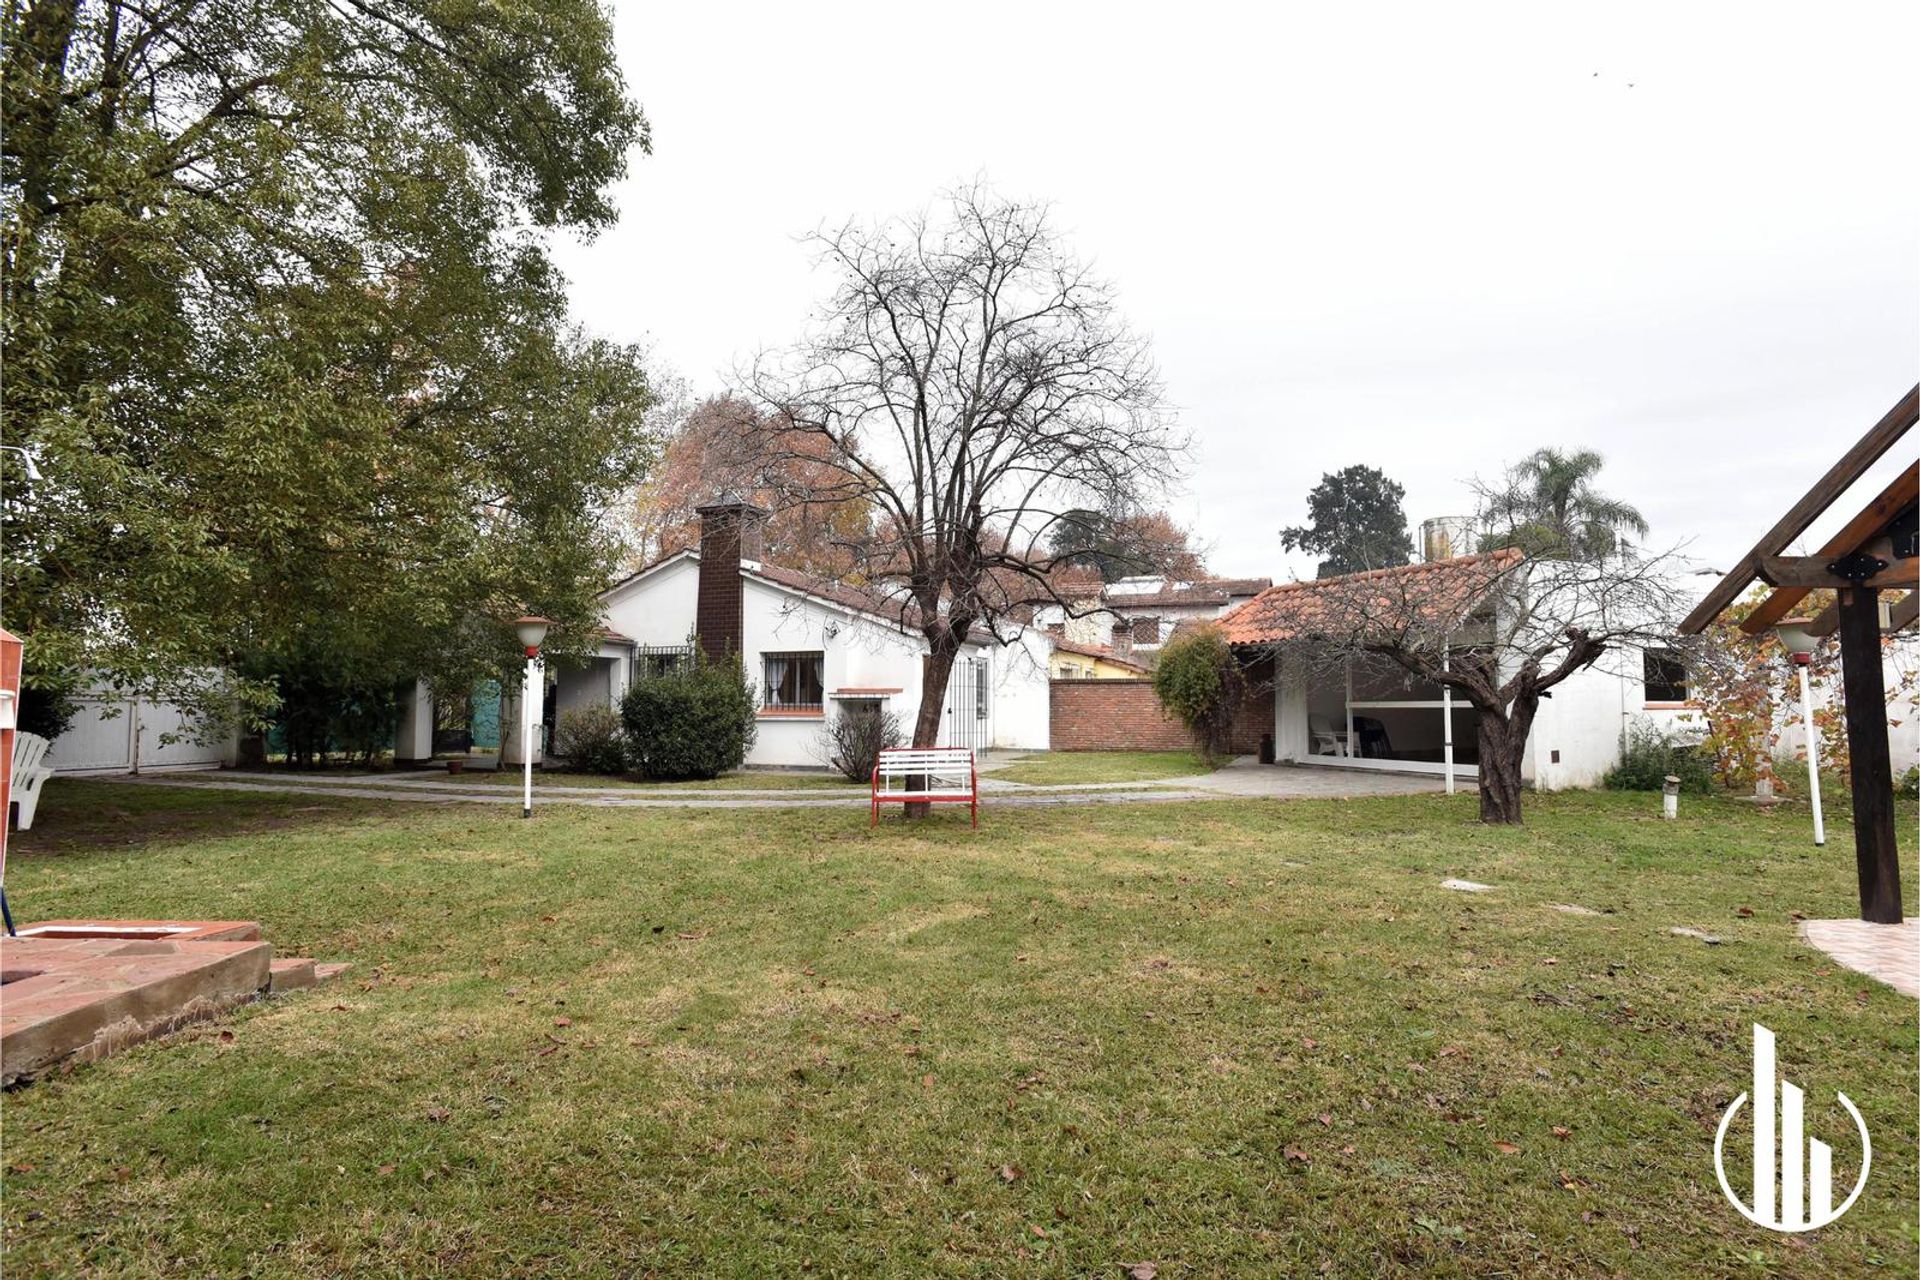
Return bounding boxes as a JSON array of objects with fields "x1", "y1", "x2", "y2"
[
  {"x1": 378, "y1": 1164, "x2": 397, "y2": 1175},
  {"x1": 1124, "y1": 1264, "x2": 1159, "y2": 1280},
  {"x1": 1283, "y1": 1145, "x2": 1310, "y2": 1163},
  {"x1": 1301, "y1": 1037, "x2": 1318, "y2": 1050},
  {"x1": 553, "y1": 1016, "x2": 572, "y2": 1028},
  {"x1": 1340, "y1": 1144, "x2": 1356, "y2": 1155},
  {"x1": 9, "y1": 1164, "x2": 34, "y2": 1174},
  {"x1": 1438, "y1": 1045, "x2": 1461, "y2": 1058},
  {"x1": 998, "y1": 1164, "x2": 1023, "y2": 1183},
  {"x1": 1543, "y1": 958, "x2": 1558, "y2": 966},
  {"x1": 424, "y1": 1105, "x2": 451, "y2": 1123},
  {"x1": 217, "y1": 1030, "x2": 235, "y2": 1044},
  {"x1": 1735, "y1": 906, "x2": 1754, "y2": 918},
  {"x1": 1551, "y1": 1126, "x2": 1572, "y2": 1140},
  {"x1": 675, "y1": 929, "x2": 710, "y2": 941},
  {"x1": 921, "y1": 1073, "x2": 934, "y2": 1089},
  {"x1": 1494, "y1": 1141, "x2": 1521, "y2": 1155},
  {"x1": 1030, "y1": 1224, "x2": 1047, "y2": 1239},
  {"x1": 540, "y1": 915, "x2": 556, "y2": 923},
  {"x1": 1317, "y1": 1113, "x2": 1333, "y2": 1127}
]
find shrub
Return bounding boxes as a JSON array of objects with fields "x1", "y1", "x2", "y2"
[
  {"x1": 819, "y1": 703, "x2": 902, "y2": 782},
  {"x1": 620, "y1": 653, "x2": 758, "y2": 780},
  {"x1": 1151, "y1": 625, "x2": 1244, "y2": 764},
  {"x1": 555, "y1": 705, "x2": 628, "y2": 774},
  {"x1": 1603, "y1": 721, "x2": 1716, "y2": 794},
  {"x1": 17, "y1": 682, "x2": 78, "y2": 741}
]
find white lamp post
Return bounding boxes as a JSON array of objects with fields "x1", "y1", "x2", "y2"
[
  {"x1": 514, "y1": 615, "x2": 551, "y2": 819},
  {"x1": 1775, "y1": 618, "x2": 1823, "y2": 847}
]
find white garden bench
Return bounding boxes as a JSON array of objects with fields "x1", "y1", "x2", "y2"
[
  {"x1": 10, "y1": 730, "x2": 53, "y2": 830},
  {"x1": 871, "y1": 747, "x2": 978, "y2": 828}
]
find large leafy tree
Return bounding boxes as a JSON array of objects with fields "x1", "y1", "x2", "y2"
[
  {"x1": 1, "y1": 0, "x2": 655, "y2": 728},
  {"x1": 1280, "y1": 464, "x2": 1414, "y2": 578},
  {"x1": 1479, "y1": 447, "x2": 1649, "y2": 561}
]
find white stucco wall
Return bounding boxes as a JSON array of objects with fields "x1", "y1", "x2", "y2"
[
  {"x1": 987, "y1": 624, "x2": 1054, "y2": 750},
  {"x1": 601, "y1": 555, "x2": 702, "y2": 648}
]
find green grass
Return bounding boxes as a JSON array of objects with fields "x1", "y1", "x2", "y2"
[
  {"x1": 440, "y1": 768, "x2": 861, "y2": 791},
  {"x1": 1, "y1": 784, "x2": 1914, "y2": 1278},
  {"x1": 993, "y1": 750, "x2": 1216, "y2": 786}
]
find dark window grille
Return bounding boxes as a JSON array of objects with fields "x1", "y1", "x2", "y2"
[{"x1": 763, "y1": 651, "x2": 825, "y2": 711}]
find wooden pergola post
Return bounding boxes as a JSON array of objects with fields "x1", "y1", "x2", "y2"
[
  {"x1": 1678, "y1": 384, "x2": 1916, "y2": 926},
  {"x1": 1836, "y1": 586, "x2": 1902, "y2": 922}
]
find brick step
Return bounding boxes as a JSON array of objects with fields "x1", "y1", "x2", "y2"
[{"x1": 267, "y1": 958, "x2": 317, "y2": 993}]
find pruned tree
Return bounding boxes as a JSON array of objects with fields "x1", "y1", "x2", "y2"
[
  {"x1": 1280, "y1": 464, "x2": 1414, "y2": 578},
  {"x1": 743, "y1": 186, "x2": 1186, "y2": 778},
  {"x1": 1278, "y1": 543, "x2": 1688, "y2": 823}
]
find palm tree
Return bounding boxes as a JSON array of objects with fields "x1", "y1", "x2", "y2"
[{"x1": 1482, "y1": 448, "x2": 1649, "y2": 560}]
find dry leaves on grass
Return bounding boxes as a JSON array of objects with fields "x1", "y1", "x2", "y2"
[
  {"x1": 1494, "y1": 1141, "x2": 1521, "y2": 1155},
  {"x1": 998, "y1": 1164, "x2": 1024, "y2": 1183},
  {"x1": 1124, "y1": 1264, "x2": 1158, "y2": 1280},
  {"x1": 424, "y1": 1104, "x2": 451, "y2": 1123}
]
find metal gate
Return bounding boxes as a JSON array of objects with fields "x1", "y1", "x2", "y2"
[{"x1": 942, "y1": 657, "x2": 990, "y2": 751}]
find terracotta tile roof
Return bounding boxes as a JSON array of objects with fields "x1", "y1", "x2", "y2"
[
  {"x1": 1218, "y1": 550, "x2": 1523, "y2": 646},
  {"x1": 1050, "y1": 636, "x2": 1150, "y2": 673}
]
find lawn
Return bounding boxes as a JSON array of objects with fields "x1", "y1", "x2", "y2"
[
  {"x1": 431, "y1": 768, "x2": 862, "y2": 791},
  {"x1": 1, "y1": 783, "x2": 1914, "y2": 1278},
  {"x1": 993, "y1": 750, "x2": 1216, "y2": 786}
]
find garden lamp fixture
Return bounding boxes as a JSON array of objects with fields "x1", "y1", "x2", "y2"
[
  {"x1": 1775, "y1": 618, "x2": 1823, "y2": 847},
  {"x1": 513, "y1": 616, "x2": 552, "y2": 819}
]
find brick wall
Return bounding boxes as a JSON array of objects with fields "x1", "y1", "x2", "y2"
[
  {"x1": 1049, "y1": 679, "x2": 1189, "y2": 751},
  {"x1": 1048, "y1": 654, "x2": 1274, "y2": 754}
]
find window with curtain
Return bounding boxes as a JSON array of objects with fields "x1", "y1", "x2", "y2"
[{"x1": 762, "y1": 652, "x2": 824, "y2": 711}]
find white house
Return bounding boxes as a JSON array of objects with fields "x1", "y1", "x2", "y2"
[
  {"x1": 1032, "y1": 574, "x2": 1271, "y2": 661},
  {"x1": 1220, "y1": 551, "x2": 1711, "y2": 791},
  {"x1": 540, "y1": 499, "x2": 1052, "y2": 768}
]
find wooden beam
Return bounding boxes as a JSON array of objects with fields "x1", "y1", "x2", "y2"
[
  {"x1": 1752, "y1": 555, "x2": 1917, "y2": 590},
  {"x1": 1739, "y1": 462, "x2": 1919, "y2": 634},
  {"x1": 1679, "y1": 384, "x2": 1918, "y2": 633},
  {"x1": 1836, "y1": 587, "x2": 1903, "y2": 923},
  {"x1": 1805, "y1": 590, "x2": 1916, "y2": 637}
]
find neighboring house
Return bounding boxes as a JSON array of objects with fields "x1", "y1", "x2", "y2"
[
  {"x1": 543, "y1": 499, "x2": 1052, "y2": 768},
  {"x1": 1048, "y1": 637, "x2": 1151, "y2": 680},
  {"x1": 1217, "y1": 552, "x2": 1704, "y2": 791},
  {"x1": 1035, "y1": 574, "x2": 1272, "y2": 662}
]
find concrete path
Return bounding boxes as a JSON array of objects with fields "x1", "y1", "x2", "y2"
[{"x1": 96, "y1": 756, "x2": 1450, "y2": 811}]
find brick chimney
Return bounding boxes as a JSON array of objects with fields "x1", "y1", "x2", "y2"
[{"x1": 694, "y1": 495, "x2": 769, "y2": 663}]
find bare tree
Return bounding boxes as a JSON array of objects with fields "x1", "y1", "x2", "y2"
[
  {"x1": 744, "y1": 185, "x2": 1185, "y2": 762},
  {"x1": 1277, "y1": 544, "x2": 1689, "y2": 823}
]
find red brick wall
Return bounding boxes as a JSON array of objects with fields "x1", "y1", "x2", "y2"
[
  {"x1": 1050, "y1": 679, "x2": 1189, "y2": 751},
  {"x1": 1048, "y1": 655, "x2": 1274, "y2": 754}
]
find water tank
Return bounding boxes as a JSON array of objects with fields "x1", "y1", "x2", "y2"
[{"x1": 1420, "y1": 516, "x2": 1476, "y2": 562}]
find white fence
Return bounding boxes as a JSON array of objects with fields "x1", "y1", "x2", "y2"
[{"x1": 49, "y1": 694, "x2": 232, "y2": 774}]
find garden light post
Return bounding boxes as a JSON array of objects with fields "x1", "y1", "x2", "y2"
[
  {"x1": 515, "y1": 616, "x2": 551, "y2": 819},
  {"x1": 1775, "y1": 619, "x2": 1823, "y2": 847}
]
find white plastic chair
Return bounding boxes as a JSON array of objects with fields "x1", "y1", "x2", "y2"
[
  {"x1": 10, "y1": 731, "x2": 53, "y2": 830},
  {"x1": 1307, "y1": 716, "x2": 1352, "y2": 757}
]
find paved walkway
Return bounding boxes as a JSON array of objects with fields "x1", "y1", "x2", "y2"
[
  {"x1": 1799, "y1": 918, "x2": 1920, "y2": 998},
  {"x1": 98, "y1": 757, "x2": 1446, "y2": 810}
]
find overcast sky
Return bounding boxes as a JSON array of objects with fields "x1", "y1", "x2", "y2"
[{"x1": 552, "y1": 2, "x2": 1918, "y2": 583}]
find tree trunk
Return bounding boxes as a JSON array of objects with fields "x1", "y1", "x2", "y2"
[
  {"x1": 903, "y1": 642, "x2": 961, "y2": 818},
  {"x1": 1474, "y1": 708, "x2": 1526, "y2": 824}
]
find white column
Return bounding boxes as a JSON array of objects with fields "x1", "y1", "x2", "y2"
[
  {"x1": 1344, "y1": 657, "x2": 1355, "y2": 757},
  {"x1": 1780, "y1": 1080, "x2": 1804, "y2": 1228},
  {"x1": 1442, "y1": 642, "x2": 1455, "y2": 796},
  {"x1": 393, "y1": 679, "x2": 435, "y2": 762},
  {"x1": 1797, "y1": 663, "x2": 1824, "y2": 846}
]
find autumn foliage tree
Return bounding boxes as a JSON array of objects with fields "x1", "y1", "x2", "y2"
[{"x1": 626, "y1": 395, "x2": 872, "y2": 577}]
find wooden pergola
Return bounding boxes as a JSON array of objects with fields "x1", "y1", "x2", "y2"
[{"x1": 1679, "y1": 384, "x2": 1917, "y2": 924}]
